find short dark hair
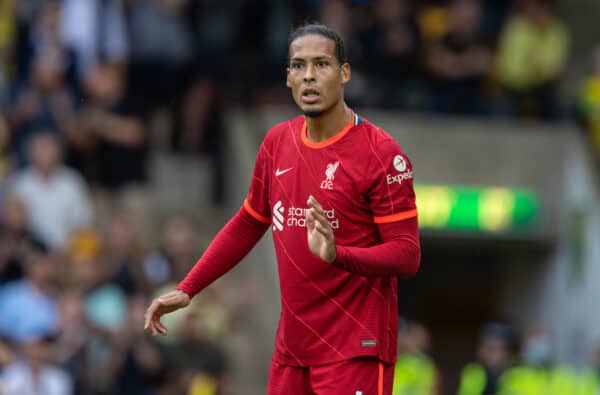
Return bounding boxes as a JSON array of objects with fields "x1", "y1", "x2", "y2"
[
  {"x1": 481, "y1": 322, "x2": 520, "y2": 352},
  {"x1": 288, "y1": 23, "x2": 347, "y2": 65}
]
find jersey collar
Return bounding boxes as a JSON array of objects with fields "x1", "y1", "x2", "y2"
[{"x1": 301, "y1": 111, "x2": 359, "y2": 149}]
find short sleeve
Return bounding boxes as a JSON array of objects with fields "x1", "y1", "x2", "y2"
[
  {"x1": 366, "y1": 139, "x2": 417, "y2": 224},
  {"x1": 243, "y1": 141, "x2": 271, "y2": 224}
]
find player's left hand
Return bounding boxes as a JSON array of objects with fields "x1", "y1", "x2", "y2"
[{"x1": 306, "y1": 195, "x2": 336, "y2": 263}]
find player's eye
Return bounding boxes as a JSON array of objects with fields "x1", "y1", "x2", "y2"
[
  {"x1": 317, "y1": 61, "x2": 328, "y2": 68},
  {"x1": 291, "y1": 63, "x2": 304, "y2": 70}
]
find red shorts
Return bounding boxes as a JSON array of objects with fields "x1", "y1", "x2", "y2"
[{"x1": 267, "y1": 357, "x2": 394, "y2": 395}]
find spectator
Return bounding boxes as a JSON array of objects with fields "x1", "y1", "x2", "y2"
[
  {"x1": 497, "y1": 326, "x2": 577, "y2": 395},
  {"x1": 426, "y1": 0, "x2": 492, "y2": 115},
  {"x1": 521, "y1": 327, "x2": 577, "y2": 393},
  {"x1": 577, "y1": 45, "x2": 600, "y2": 166},
  {"x1": 243, "y1": 0, "x2": 289, "y2": 100},
  {"x1": 126, "y1": 0, "x2": 194, "y2": 111},
  {"x1": 457, "y1": 322, "x2": 518, "y2": 395},
  {"x1": 356, "y1": 0, "x2": 423, "y2": 108},
  {"x1": 164, "y1": 308, "x2": 229, "y2": 395},
  {"x1": 0, "y1": 193, "x2": 47, "y2": 285},
  {"x1": 69, "y1": 253, "x2": 127, "y2": 394},
  {"x1": 70, "y1": 254, "x2": 127, "y2": 333},
  {"x1": 59, "y1": 0, "x2": 128, "y2": 78},
  {"x1": 53, "y1": 290, "x2": 88, "y2": 395},
  {"x1": 392, "y1": 321, "x2": 438, "y2": 395},
  {"x1": 0, "y1": 248, "x2": 59, "y2": 345},
  {"x1": 111, "y1": 294, "x2": 166, "y2": 395},
  {"x1": 188, "y1": 0, "x2": 243, "y2": 81},
  {"x1": 6, "y1": 51, "x2": 78, "y2": 167},
  {"x1": 143, "y1": 215, "x2": 200, "y2": 289},
  {"x1": 521, "y1": 326, "x2": 554, "y2": 367},
  {"x1": 1, "y1": 335, "x2": 73, "y2": 395},
  {"x1": 12, "y1": 0, "x2": 41, "y2": 84},
  {"x1": 66, "y1": 228, "x2": 102, "y2": 274},
  {"x1": 495, "y1": 0, "x2": 569, "y2": 119},
  {"x1": 11, "y1": 132, "x2": 93, "y2": 250},
  {"x1": 104, "y1": 209, "x2": 146, "y2": 295},
  {"x1": 72, "y1": 64, "x2": 148, "y2": 190},
  {"x1": 24, "y1": 0, "x2": 75, "y2": 85}
]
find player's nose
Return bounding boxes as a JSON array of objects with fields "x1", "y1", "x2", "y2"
[{"x1": 303, "y1": 64, "x2": 316, "y2": 82}]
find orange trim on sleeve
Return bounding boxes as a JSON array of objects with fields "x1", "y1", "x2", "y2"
[
  {"x1": 243, "y1": 199, "x2": 271, "y2": 224},
  {"x1": 301, "y1": 111, "x2": 355, "y2": 148},
  {"x1": 373, "y1": 208, "x2": 418, "y2": 224},
  {"x1": 378, "y1": 362, "x2": 384, "y2": 395}
]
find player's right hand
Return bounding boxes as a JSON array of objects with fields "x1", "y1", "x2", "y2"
[{"x1": 144, "y1": 289, "x2": 190, "y2": 336}]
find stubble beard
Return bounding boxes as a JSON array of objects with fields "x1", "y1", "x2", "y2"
[{"x1": 303, "y1": 110, "x2": 325, "y2": 118}]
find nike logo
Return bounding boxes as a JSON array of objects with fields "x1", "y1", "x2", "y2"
[{"x1": 275, "y1": 167, "x2": 293, "y2": 177}]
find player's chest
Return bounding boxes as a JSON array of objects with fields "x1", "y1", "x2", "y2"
[
  {"x1": 268, "y1": 146, "x2": 370, "y2": 229},
  {"x1": 270, "y1": 145, "x2": 357, "y2": 195}
]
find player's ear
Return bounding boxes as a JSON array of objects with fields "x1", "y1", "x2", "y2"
[
  {"x1": 340, "y1": 63, "x2": 351, "y2": 85},
  {"x1": 286, "y1": 67, "x2": 291, "y2": 88}
]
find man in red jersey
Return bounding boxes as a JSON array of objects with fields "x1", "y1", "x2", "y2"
[{"x1": 144, "y1": 24, "x2": 421, "y2": 395}]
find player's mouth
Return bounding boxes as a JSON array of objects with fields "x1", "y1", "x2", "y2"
[{"x1": 301, "y1": 89, "x2": 320, "y2": 104}]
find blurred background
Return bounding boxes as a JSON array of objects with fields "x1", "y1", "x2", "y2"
[{"x1": 0, "y1": 0, "x2": 598, "y2": 394}]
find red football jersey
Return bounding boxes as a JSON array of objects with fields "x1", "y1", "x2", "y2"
[{"x1": 244, "y1": 112, "x2": 418, "y2": 366}]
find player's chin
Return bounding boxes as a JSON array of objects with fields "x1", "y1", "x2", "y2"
[{"x1": 300, "y1": 104, "x2": 325, "y2": 118}]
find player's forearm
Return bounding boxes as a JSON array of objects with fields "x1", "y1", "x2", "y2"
[
  {"x1": 333, "y1": 239, "x2": 420, "y2": 277},
  {"x1": 176, "y1": 207, "x2": 269, "y2": 297},
  {"x1": 332, "y1": 218, "x2": 421, "y2": 277}
]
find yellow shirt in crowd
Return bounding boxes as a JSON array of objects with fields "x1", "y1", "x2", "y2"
[{"x1": 497, "y1": 16, "x2": 569, "y2": 91}]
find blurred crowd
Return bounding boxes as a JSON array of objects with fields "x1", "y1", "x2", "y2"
[
  {"x1": 0, "y1": 0, "x2": 598, "y2": 189},
  {"x1": 393, "y1": 320, "x2": 600, "y2": 395},
  {"x1": 0, "y1": 0, "x2": 597, "y2": 394},
  {"x1": 0, "y1": 183, "x2": 244, "y2": 395}
]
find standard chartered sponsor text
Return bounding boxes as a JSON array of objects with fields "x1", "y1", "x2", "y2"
[{"x1": 287, "y1": 206, "x2": 340, "y2": 229}]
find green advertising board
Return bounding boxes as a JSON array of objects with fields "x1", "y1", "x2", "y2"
[{"x1": 415, "y1": 184, "x2": 539, "y2": 233}]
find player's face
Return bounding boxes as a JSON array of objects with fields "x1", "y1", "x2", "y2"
[{"x1": 287, "y1": 34, "x2": 350, "y2": 118}]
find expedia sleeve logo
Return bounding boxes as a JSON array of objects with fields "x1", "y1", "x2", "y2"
[
  {"x1": 393, "y1": 155, "x2": 407, "y2": 172},
  {"x1": 387, "y1": 154, "x2": 413, "y2": 185}
]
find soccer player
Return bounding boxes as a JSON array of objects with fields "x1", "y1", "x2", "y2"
[{"x1": 144, "y1": 23, "x2": 421, "y2": 395}]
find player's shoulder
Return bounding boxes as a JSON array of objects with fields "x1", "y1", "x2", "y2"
[
  {"x1": 356, "y1": 116, "x2": 407, "y2": 157},
  {"x1": 355, "y1": 117, "x2": 415, "y2": 189},
  {"x1": 262, "y1": 115, "x2": 304, "y2": 146}
]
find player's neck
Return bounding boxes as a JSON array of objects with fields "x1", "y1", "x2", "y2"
[{"x1": 305, "y1": 102, "x2": 352, "y2": 143}]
